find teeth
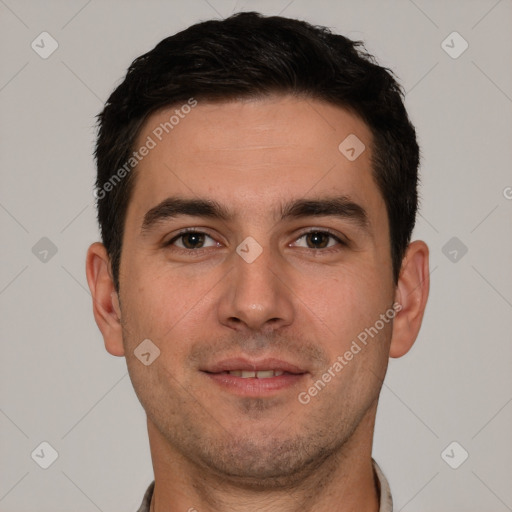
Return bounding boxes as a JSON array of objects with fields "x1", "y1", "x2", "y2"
[
  {"x1": 255, "y1": 370, "x2": 274, "y2": 379},
  {"x1": 227, "y1": 370, "x2": 285, "y2": 378}
]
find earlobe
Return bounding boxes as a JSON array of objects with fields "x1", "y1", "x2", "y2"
[
  {"x1": 85, "y1": 242, "x2": 125, "y2": 357},
  {"x1": 389, "y1": 240, "x2": 430, "y2": 358}
]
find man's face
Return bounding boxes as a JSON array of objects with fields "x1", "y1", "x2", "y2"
[{"x1": 117, "y1": 96, "x2": 396, "y2": 483}]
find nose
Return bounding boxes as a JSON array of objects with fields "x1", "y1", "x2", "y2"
[{"x1": 216, "y1": 243, "x2": 295, "y2": 333}]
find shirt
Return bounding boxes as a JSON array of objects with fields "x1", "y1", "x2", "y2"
[{"x1": 136, "y1": 459, "x2": 393, "y2": 512}]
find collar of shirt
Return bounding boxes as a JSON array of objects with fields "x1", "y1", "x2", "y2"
[{"x1": 136, "y1": 459, "x2": 393, "y2": 512}]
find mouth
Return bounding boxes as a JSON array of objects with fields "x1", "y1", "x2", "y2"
[
  {"x1": 219, "y1": 369, "x2": 286, "y2": 378},
  {"x1": 201, "y1": 357, "x2": 308, "y2": 396}
]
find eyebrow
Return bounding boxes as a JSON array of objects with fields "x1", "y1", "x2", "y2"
[
  {"x1": 141, "y1": 197, "x2": 232, "y2": 234},
  {"x1": 280, "y1": 196, "x2": 369, "y2": 230},
  {"x1": 140, "y1": 195, "x2": 369, "y2": 235}
]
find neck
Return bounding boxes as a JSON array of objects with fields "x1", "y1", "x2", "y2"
[{"x1": 147, "y1": 404, "x2": 380, "y2": 512}]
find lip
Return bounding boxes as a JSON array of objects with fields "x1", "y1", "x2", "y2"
[
  {"x1": 201, "y1": 357, "x2": 308, "y2": 397},
  {"x1": 202, "y1": 357, "x2": 307, "y2": 374}
]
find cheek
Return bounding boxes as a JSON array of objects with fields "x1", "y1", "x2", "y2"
[
  {"x1": 119, "y1": 260, "x2": 217, "y2": 358},
  {"x1": 308, "y1": 265, "x2": 392, "y2": 344}
]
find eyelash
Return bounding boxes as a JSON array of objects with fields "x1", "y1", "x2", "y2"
[
  {"x1": 164, "y1": 228, "x2": 218, "y2": 251},
  {"x1": 294, "y1": 229, "x2": 347, "y2": 252},
  {"x1": 164, "y1": 228, "x2": 347, "y2": 253}
]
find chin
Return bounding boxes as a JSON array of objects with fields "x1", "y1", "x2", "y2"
[{"x1": 192, "y1": 430, "x2": 339, "y2": 489}]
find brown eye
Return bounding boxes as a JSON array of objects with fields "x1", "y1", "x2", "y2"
[
  {"x1": 305, "y1": 232, "x2": 330, "y2": 249},
  {"x1": 180, "y1": 232, "x2": 206, "y2": 249},
  {"x1": 167, "y1": 231, "x2": 217, "y2": 250},
  {"x1": 294, "y1": 231, "x2": 342, "y2": 250}
]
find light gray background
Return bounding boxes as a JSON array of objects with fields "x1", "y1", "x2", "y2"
[{"x1": 1, "y1": 0, "x2": 511, "y2": 510}]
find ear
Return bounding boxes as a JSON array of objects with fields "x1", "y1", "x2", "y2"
[
  {"x1": 85, "y1": 242, "x2": 125, "y2": 356},
  {"x1": 389, "y1": 240, "x2": 429, "y2": 358}
]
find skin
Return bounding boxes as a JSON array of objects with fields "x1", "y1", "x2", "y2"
[{"x1": 86, "y1": 95, "x2": 429, "y2": 512}]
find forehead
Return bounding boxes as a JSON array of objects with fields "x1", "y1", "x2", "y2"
[{"x1": 127, "y1": 95, "x2": 382, "y2": 226}]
